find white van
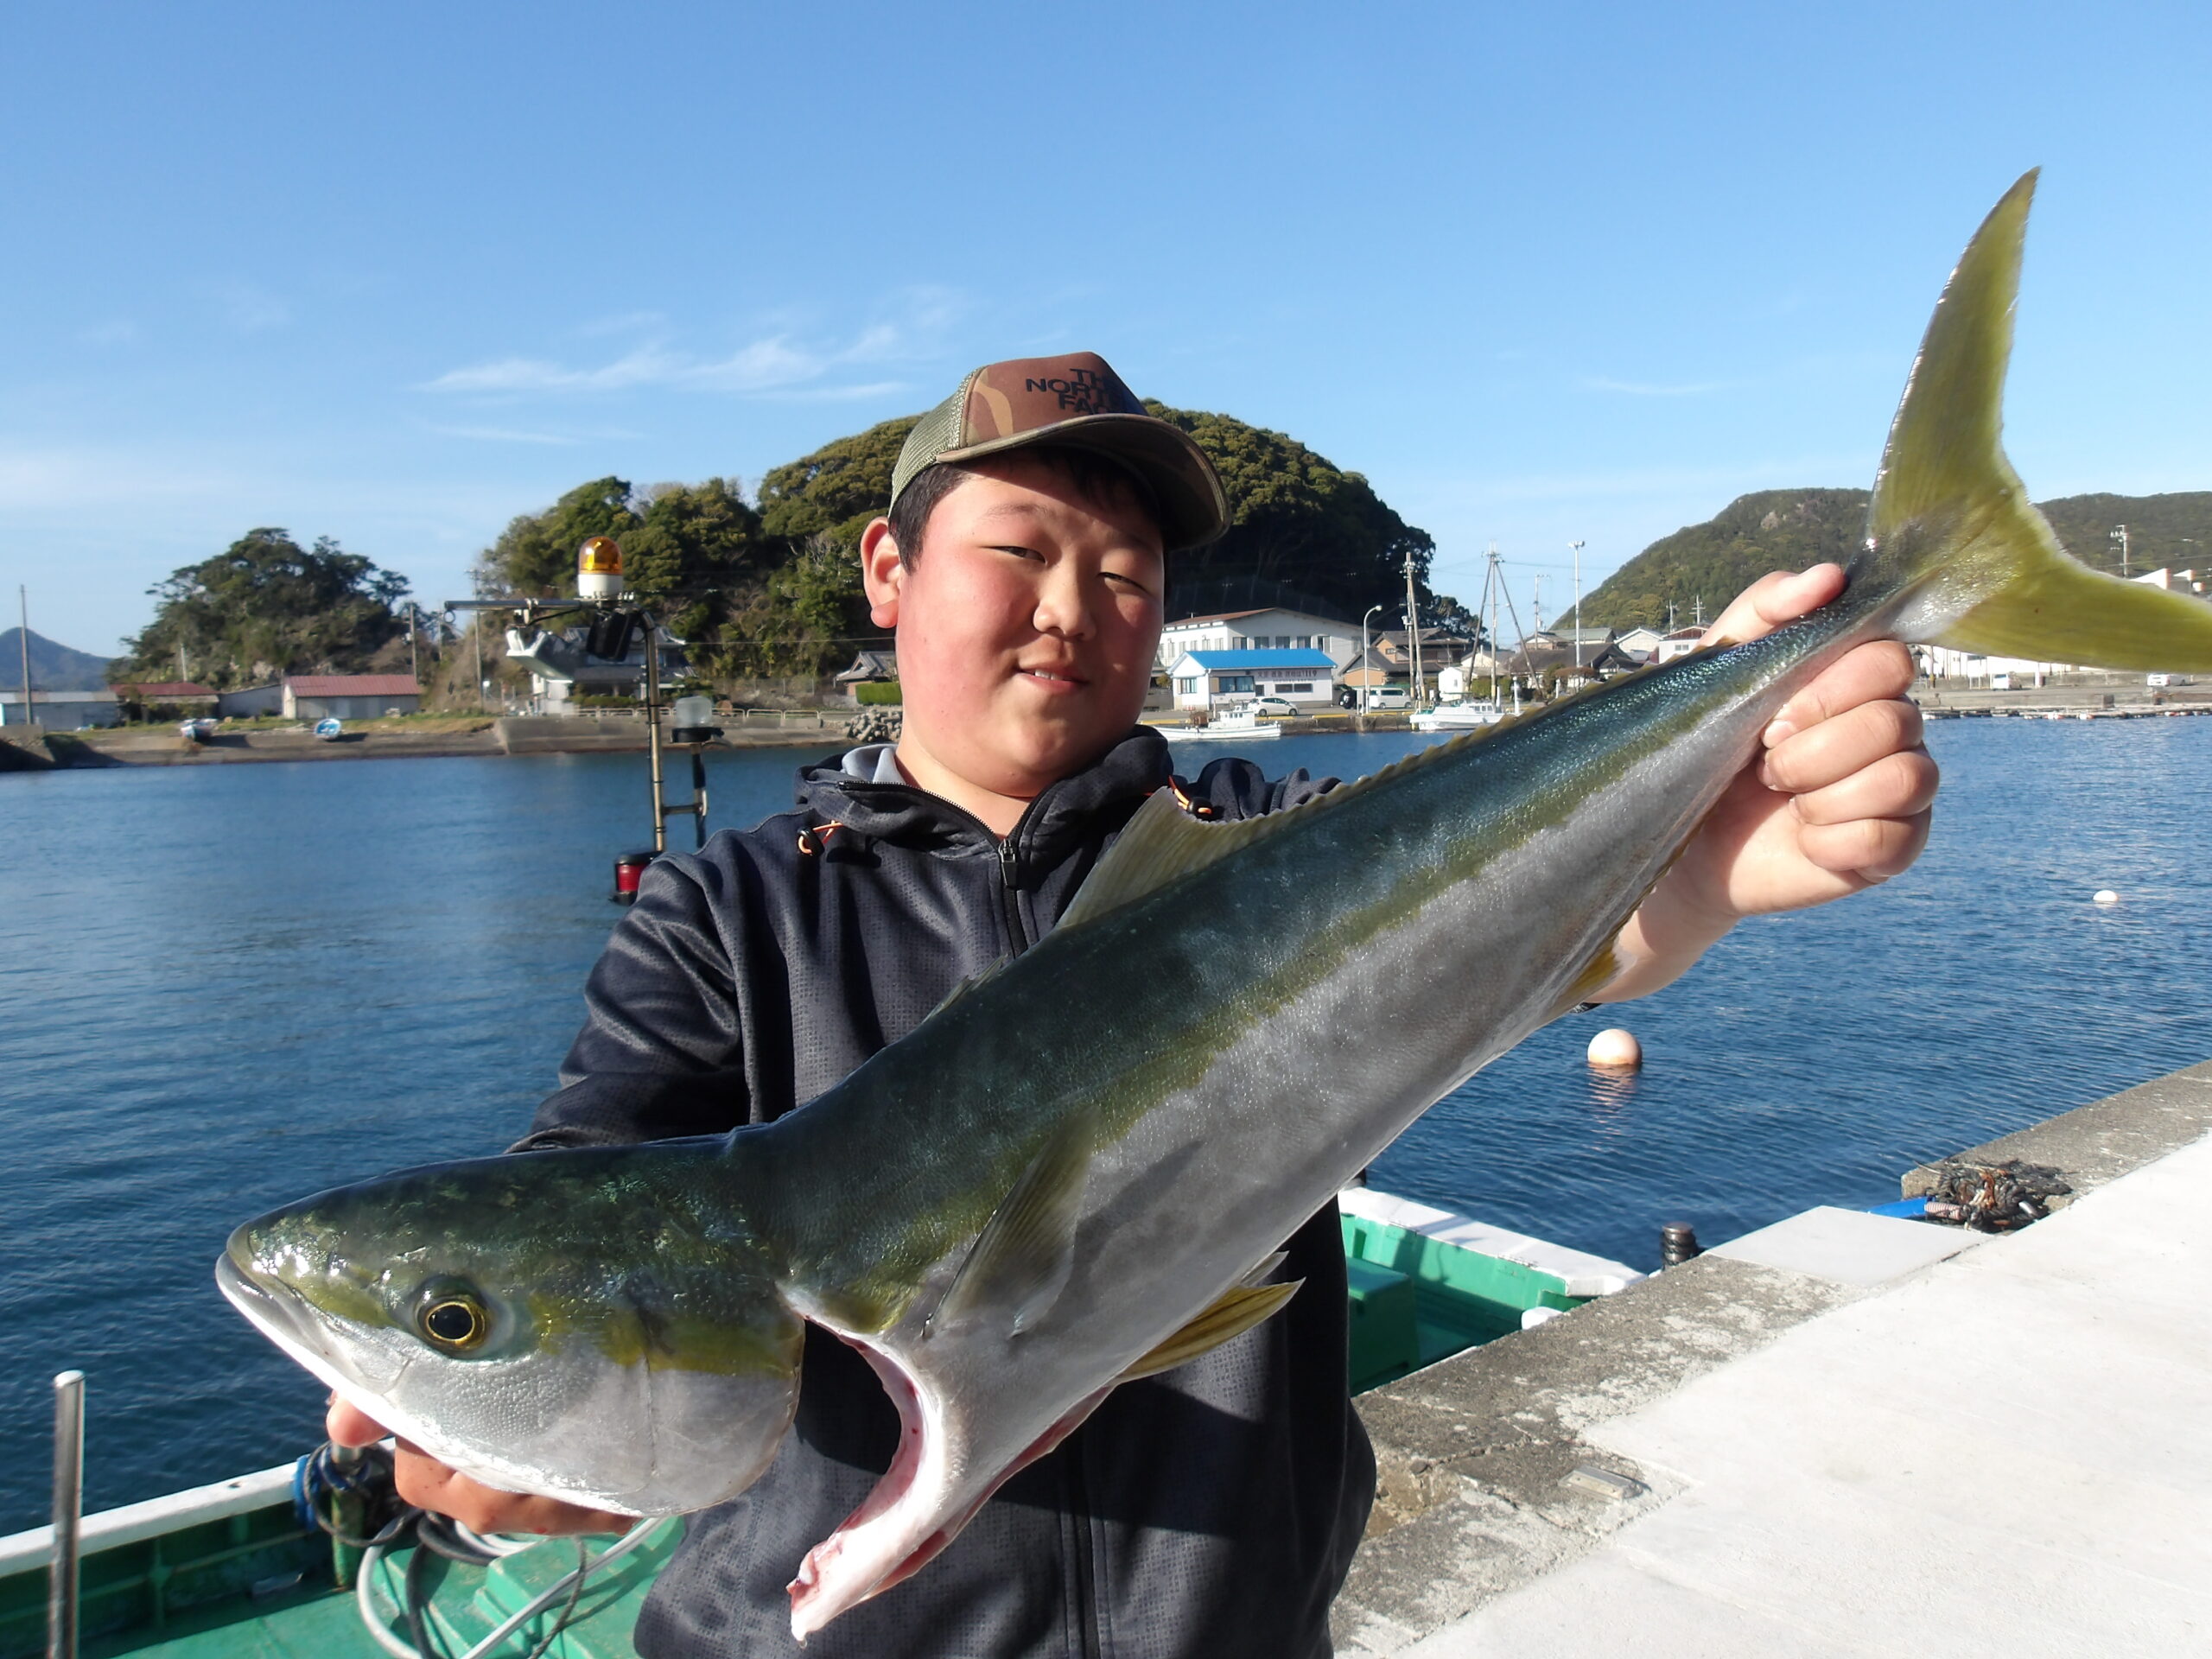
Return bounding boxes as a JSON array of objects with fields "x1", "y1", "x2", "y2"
[{"x1": 1362, "y1": 685, "x2": 1412, "y2": 710}]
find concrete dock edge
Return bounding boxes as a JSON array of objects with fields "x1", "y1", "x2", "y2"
[{"x1": 1336, "y1": 1058, "x2": 2212, "y2": 1655}]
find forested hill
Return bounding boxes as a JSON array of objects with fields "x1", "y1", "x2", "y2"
[
  {"x1": 1580, "y1": 488, "x2": 2212, "y2": 630},
  {"x1": 0, "y1": 628, "x2": 114, "y2": 691}
]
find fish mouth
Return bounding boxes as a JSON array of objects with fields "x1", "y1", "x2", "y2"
[{"x1": 216, "y1": 1242, "x2": 408, "y2": 1398}]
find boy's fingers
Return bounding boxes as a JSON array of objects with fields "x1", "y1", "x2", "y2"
[
  {"x1": 1784, "y1": 748, "x2": 1942, "y2": 828},
  {"x1": 1763, "y1": 641, "x2": 1919, "y2": 745},
  {"x1": 1702, "y1": 565, "x2": 1847, "y2": 647},
  {"x1": 1760, "y1": 697, "x2": 1927, "y2": 793},
  {"x1": 327, "y1": 1395, "x2": 388, "y2": 1446},
  {"x1": 1796, "y1": 809, "x2": 1934, "y2": 882}
]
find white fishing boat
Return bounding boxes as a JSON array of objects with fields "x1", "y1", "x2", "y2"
[
  {"x1": 1159, "y1": 705, "x2": 1282, "y2": 742},
  {"x1": 1411, "y1": 699, "x2": 1505, "y2": 732}
]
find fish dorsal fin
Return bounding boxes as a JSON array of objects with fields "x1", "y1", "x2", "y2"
[
  {"x1": 1060, "y1": 740, "x2": 1497, "y2": 933},
  {"x1": 1117, "y1": 1280, "x2": 1302, "y2": 1382},
  {"x1": 924, "y1": 954, "x2": 1010, "y2": 1020},
  {"x1": 930, "y1": 1113, "x2": 1092, "y2": 1338},
  {"x1": 1055, "y1": 788, "x2": 1279, "y2": 931}
]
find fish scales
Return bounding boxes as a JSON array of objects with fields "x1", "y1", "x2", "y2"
[{"x1": 219, "y1": 172, "x2": 2212, "y2": 1637}]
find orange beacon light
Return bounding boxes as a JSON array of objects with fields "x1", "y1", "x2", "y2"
[{"x1": 577, "y1": 536, "x2": 624, "y2": 601}]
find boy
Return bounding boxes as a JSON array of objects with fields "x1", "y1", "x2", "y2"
[{"x1": 332, "y1": 353, "x2": 1936, "y2": 1656}]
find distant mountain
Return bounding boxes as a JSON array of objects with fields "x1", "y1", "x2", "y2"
[
  {"x1": 1580, "y1": 489, "x2": 2212, "y2": 631},
  {"x1": 0, "y1": 628, "x2": 118, "y2": 692}
]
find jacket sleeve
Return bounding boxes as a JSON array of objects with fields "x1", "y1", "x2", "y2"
[{"x1": 514, "y1": 850, "x2": 755, "y2": 1151}]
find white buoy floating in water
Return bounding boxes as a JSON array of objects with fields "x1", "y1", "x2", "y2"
[
  {"x1": 2093, "y1": 889, "x2": 2120, "y2": 906},
  {"x1": 1586, "y1": 1027, "x2": 1643, "y2": 1070}
]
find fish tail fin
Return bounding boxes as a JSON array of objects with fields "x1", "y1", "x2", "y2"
[{"x1": 1857, "y1": 168, "x2": 2212, "y2": 672}]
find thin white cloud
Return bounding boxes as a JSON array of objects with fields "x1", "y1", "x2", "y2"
[{"x1": 420, "y1": 289, "x2": 965, "y2": 401}]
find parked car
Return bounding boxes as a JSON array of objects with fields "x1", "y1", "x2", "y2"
[
  {"x1": 1362, "y1": 685, "x2": 1412, "y2": 710},
  {"x1": 1249, "y1": 696, "x2": 1300, "y2": 719}
]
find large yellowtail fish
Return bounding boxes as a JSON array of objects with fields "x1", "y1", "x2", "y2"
[{"x1": 219, "y1": 173, "x2": 2212, "y2": 1638}]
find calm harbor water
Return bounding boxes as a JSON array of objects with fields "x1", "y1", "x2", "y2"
[{"x1": 3, "y1": 718, "x2": 2209, "y2": 1531}]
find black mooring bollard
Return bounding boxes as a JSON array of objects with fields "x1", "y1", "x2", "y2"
[{"x1": 1660, "y1": 1223, "x2": 1702, "y2": 1267}]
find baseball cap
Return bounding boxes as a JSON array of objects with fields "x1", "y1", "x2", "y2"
[{"x1": 889, "y1": 352, "x2": 1230, "y2": 550}]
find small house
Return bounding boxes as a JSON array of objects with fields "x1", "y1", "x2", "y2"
[
  {"x1": 1156, "y1": 608, "x2": 1364, "y2": 671},
  {"x1": 283, "y1": 674, "x2": 423, "y2": 721},
  {"x1": 1165, "y1": 649, "x2": 1338, "y2": 710},
  {"x1": 112, "y1": 682, "x2": 219, "y2": 719},
  {"x1": 834, "y1": 651, "x2": 900, "y2": 703}
]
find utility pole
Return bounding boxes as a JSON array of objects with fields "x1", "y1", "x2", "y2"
[
  {"x1": 474, "y1": 621, "x2": 486, "y2": 712},
  {"x1": 2112, "y1": 524, "x2": 2131, "y2": 578},
  {"x1": 1693, "y1": 595, "x2": 1706, "y2": 629},
  {"x1": 1570, "y1": 542, "x2": 1586, "y2": 671},
  {"x1": 1402, "y1": 546, "x2": 1424, "y2": 702},
  {"x1": 1532, "y1": 574, "x2": 1544, "y2": 636},
  {"x1": 1667, "y1": 600, "x2": 1677, "y2": 632},
  {"x1": 409, "y1": 605, "x2": 421, "y2": 683},
  {"x1": 1359, "y1": 604, "x2": 1383, "y2": 733},
  {"x1": 17, "y1": 586, "x2": 30, "y2": 730},
  {"x1": 176, "y1": 641, "x2": 186, "y2": 683}
]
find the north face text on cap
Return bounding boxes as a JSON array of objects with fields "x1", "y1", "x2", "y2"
[{"x1": 1024, "y1": 365, "x2": 1128, "y2": 416}]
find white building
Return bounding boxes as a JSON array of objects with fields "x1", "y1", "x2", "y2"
[
  {"x1": 1164, "y1": 648, "x2": 1338, "y2": 710},
  {"x1": 1157, "y1": 608, "x2": 1363, "y2": 672},
  {"x1": 0, "y1": 690, "x2": 121, "y2": 728},
  {"x1": 1653, "y1": 627, "x2": 1707, "y2": 664},
  {"x1": 1614, "y1": 626, "x2": 1663, "y2": 661}
]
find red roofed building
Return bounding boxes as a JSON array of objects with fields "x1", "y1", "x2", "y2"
[{"x1": 282, "y1": 674, "x2": 423, "y2": 721}]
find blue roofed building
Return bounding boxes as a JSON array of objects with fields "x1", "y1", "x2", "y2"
[{"x1": 1163, "y1": 648, "x2": 1338, "y2": 711}]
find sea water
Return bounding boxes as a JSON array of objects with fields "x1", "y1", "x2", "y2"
[{"x1": 3, "y1": 718, "x2": 2209, "y2": 1529}]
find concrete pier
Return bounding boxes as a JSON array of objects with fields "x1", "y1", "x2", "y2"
[{"x1": 1338, "y1": 1063, "x2": 2212, "y2": 1655}]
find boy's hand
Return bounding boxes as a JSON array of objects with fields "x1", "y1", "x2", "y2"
[
  {"x1": 326, "y1": 1396, "x2": 632, "y2": 1535},
  {"x1": 1599, "y1": 563, "x2": 1938, "y2": 1001}
]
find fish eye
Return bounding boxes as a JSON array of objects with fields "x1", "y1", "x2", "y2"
[{"x1": 414, "y1": 1283, "x2": 492, "y2": 1353}]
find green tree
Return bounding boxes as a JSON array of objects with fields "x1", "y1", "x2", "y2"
[
  {"x1": 474, "y1": 476, "x2": 639, "y2": 598},
  {"x1": 116, "y1": 529, "x2": 410, "y2": 687},
  {"x1": 754, "y1": 416, "x2": 921, "y2": 550},
  {"x1": 1144, "y1": 404, "x2": 1445, "y2": 622}
]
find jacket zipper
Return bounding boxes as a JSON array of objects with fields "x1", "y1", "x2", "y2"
[
  {"x1": 1070, "y1": 1444, "x2": 1102, "y2": 1659},
  {"x1": 996, "y1": 835, "x2": 1030, "y2": 953}
]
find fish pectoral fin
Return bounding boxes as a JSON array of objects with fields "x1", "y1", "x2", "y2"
[
  {"x1": 930, "y1": 1114, "x2": 1091, "y2": 1338},
  {"x1": 1238, "y1": 1250, "x2": 1288, "y2": 1287},
  {"x1": 1116, "y1": 1280, "x2": 1302, "y2": 1382},
  {"x1": 1547, "y1": 937, "x2": 1623, "y2": 1021}
]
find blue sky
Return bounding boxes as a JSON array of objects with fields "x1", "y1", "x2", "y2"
[{"x1": 7, "y1": 1, "x2": 2209, "y2": 656}]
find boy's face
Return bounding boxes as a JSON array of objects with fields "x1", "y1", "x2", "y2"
[{"x1": 862, "y1": 453, "x2": 1166, "y2": 804}]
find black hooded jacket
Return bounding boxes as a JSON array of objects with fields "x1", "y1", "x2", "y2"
[{"x1": 520, "y1": 728, "x2": 1374, "y2": 1658}]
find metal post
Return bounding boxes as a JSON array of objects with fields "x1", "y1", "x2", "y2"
[
  {"x1": 408, "y1": 606, "x2": 419, "y2": 685},
  {"x1": 645, "y1": 623, "x2": 667, "y2": 855},
  {"x1": 474, "y1": 622, "x2": 486, "y2": 713},
  {"x1": 2112, "y1": 524, "x2": 2130, "y2": 578},
  {"x1": 49, "y1": 1370, "x2": 83, "y2": 1659},
  {"x1": 19, "y1": 586, "x2": 32, "y2": 731},
  {"x1": 1359, "y1": 605, "x2": 1382, "y2": 734},
  {"x1": 1402, "y1": 550, "x2": 1423, "y2": 702},
  {"x1": 1570, "y1": 542, "x2": 1585, "y2": 671}
]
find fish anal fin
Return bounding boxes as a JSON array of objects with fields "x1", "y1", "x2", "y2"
[
  {"x1": 1117, "y1": 1280, "x2": 1301, "y2": 1382},
  {"x1": 930, "y1": 1115, "x2": 1091, "y2": 1337}
]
